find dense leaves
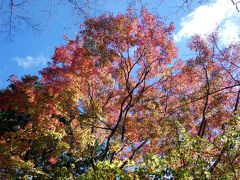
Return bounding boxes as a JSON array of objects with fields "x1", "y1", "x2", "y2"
[{"x1": 0, "y1": 9, "x2": 239, "y2": 179}]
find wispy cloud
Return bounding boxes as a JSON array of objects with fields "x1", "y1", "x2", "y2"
[
  {"x1": 174, "y1": 0, "x2": 240, "y2": 45},
  {"x1": 14, "y1": 55, "x2": 49, "y2": 68}
]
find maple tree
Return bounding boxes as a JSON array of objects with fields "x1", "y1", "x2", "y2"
[{"x1": 0, "y1": 9, "x2": 239, "y2": 179}]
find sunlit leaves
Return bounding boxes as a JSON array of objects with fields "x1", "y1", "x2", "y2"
[{"x1": 0, "y1": 9, "x2": 239, "y2": 179}]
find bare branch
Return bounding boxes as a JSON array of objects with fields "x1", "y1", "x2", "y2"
[{"x1": 120, "y1": 140, "x2": 148, "y2": 169}]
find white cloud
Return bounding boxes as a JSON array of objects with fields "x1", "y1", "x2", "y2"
[
  {"x1": 174, "y1": 0, "x2": 240, "y2": 45},
  {"x1": 14, "y1": 55, "x2": 49, "y2": 68},
  {"x1": 218, "y1": 18, "x2": 240, "y2": 44}
]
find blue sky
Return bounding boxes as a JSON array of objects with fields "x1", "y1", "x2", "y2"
[{"x1": 0, "y1": 0, "x2": 239, "y2": 88}]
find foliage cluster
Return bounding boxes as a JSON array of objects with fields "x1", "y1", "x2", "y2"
[{"x1": 0, "y1": 9, "x2": 239, "y2": 179}]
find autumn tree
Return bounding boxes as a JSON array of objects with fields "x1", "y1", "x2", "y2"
[{"x1": 0, "y1": 9, "x2": 239, "y2": 179}]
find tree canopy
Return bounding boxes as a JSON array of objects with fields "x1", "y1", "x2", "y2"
[{"x1": 0, "y1": 8, "x2": 239, "y2": 179}]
